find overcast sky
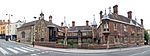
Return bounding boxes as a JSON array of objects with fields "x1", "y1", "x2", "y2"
[{"x1": 0, "y1": 0, "x2": 149, "y2": 29}]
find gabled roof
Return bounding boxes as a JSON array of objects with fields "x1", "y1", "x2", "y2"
[
  {"x1": 18, "y1": 19, "x2": 60, "y2": 29},
  {"x1": 108, "y1": 13, "x2": 139, "y2": 25},
  {"x1": 68, "y1": 26, "x2": 92, "y2": 32},
  {"x1": 19, "y1": 20, "x2": 37, "y2": 28}
]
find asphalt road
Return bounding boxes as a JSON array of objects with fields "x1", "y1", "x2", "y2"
[{"x1": 0, "y1": 39, "x2": 150, "y2": 56}]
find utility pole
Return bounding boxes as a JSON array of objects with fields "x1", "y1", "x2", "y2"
[
  {"x1": 6, "y1": 14, "x2": 13, "y2": 41},
  {"x1": 33, "y1": 16, "x2": 37, "y2": 47}
]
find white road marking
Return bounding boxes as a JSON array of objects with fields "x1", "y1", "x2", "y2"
[
  {"x1": 21, "y1": 47, "x2": 34, "y2": 51},
  {"x1": 44, "y1": 51, "x2": 49, "y2": 53},
  {"x1": 26, "y1": 47, "x2": 40, "y2": 51},
  {"x1": 37, "y1": 53, "x2": 41, "y2": 54},
  {"x1": 0, "y1": 47, "x2": 9, "y2": 55},
  {"x1": 7, "y1": 48, "x2": 19, "y2": 54},
  {"x1": 41, "y1": 52, "x2": 45, "y2": 53},
  {"x1": 31, "y1": 54, "x2": 39, "y2": 56},
  {"x1": 14, "y1": 47, "x2": 28, "y2": 53}
]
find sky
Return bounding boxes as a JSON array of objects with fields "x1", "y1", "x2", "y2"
[{"x1": 0, "y1": 0, "x2": 150, "y2": 29}]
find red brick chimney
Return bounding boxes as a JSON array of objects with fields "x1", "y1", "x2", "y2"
[
  {"x1": 61, "y1": 22, "x2": 63, "y2": 27},
  {"x1": 113, "y1": 5, "x2": 118, "y2": 15},
  {"x1": 86, "y1": 20, "x2": 89, "y2": 26},
  {"x1": 127, "y1": 11, "x2": 132, "y2": 19},
  {"x1": 100, "y1": 11, "x2": 103, "y2": 20},
  {"x1": 72, "y1": 21, "x2": 75, "y2": 27}
]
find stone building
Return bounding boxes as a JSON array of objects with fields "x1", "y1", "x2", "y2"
[{"x1": 17, "y1": 12, "x2": 60, "y2": 45}]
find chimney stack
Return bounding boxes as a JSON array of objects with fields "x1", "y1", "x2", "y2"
[
  {"x1": 140, "y1": 19, "x2": 143, "y2": 27},
  {"x1": 49, "y1": 15, "x2": 52, "y2": 23},
  {"x1": 127, "y1": 11, "x2": 132, "y2": 19},
  {"x1": 86, "y1": 20, "x2": 89, "y2": 26},
  {"x1": 113, "y1": 5, "x2": 118, "y2": 15},
  {"x1": 100, "y1": 11, "x2": 103, "y2": 19},
  {"x1": 72, "y1": 21, "x2": 75, "y2": 27},
  {"x1": 61, "y1": 22, "x2": 63, "y2": 27}
]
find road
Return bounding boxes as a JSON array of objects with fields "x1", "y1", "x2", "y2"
[{"x1": 0, "y1": 39, "x2": 150, "y2": 56}]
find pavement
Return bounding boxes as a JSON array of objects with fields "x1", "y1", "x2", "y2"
[{"x1": 31, "y1": 44, "x2": 149, "y2": 54}]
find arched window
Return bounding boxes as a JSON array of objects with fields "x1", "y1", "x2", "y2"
[{"x1": 21, "y1": 31, "x2": 25, "y2": 38}]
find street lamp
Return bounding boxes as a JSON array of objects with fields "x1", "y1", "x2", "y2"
[
  {"x1": 32, "y1": 16, "x2": 37, "y2": 47},
  {"x1": 6, "y1": 14, "x2": 13, "y2": 41}
]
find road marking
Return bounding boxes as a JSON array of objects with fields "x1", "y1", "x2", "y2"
[
  {"x1": 21, "y1": 47, "x2": 34, "y2": 51},
  {"x1": 31, "y1": 54, "x2": 39, "y2": 56},
  {"x1": 26, "y1": 47, "x2": 40, "y2": 51},
  {"x1": 44, "y1": 51, "x2": 49, "y2": 53},
  {"x1": 14, "y1": 47, "x2": 28, "y2": 53},
  {"x1": 0, "y1": 47, "x2": 9, "y2": 55},
  {"x1": 7, "y1": 48, "x2": 19, "y2": 54},
  {"x1": 41, "y1": 52, "x2": 45, "y2": 54}
]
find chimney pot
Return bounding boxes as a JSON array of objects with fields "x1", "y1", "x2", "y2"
[
  {"x1": 61, "y1": 22, "x2": 63, "y2": 27},
  {"x1": 72, "y1": 21, "x2": 75, "y2": 27},
  {"x1": 113, "y1": 5, "x2": 118, "y2": 14},
  {"x1": 140, "y1": 19, "x2": 143, "y2": 26},
  {"x1": 127, "y1": 11, "x2": 132, "y2": 19},
  {"x1": 100, "y1": 11, "x2": 103, "y2": 19},
  {"x1": 86, "y1": 20, "x2": 89, "y2": 26}
]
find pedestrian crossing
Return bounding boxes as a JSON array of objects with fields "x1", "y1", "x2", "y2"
[{"x1": 0, "y1": 46, "x2": 41, "y2": 55}]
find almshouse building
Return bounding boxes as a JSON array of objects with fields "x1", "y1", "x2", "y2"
[
  {"x1": 97, "y1": 5, "x2": 144, "y2": 48},
  {"x1": 17, "y1": 5, "x2": 144, "y2": 49},
  {"x1": 17, "y1": 12, "x2": 60, "y2": 46}
]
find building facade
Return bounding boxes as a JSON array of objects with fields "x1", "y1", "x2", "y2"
[
  {"x1": 0, "y1": 20, "x2": 7, "y2": 39},
  {"x1": 17, "y1": 12, "x2": 60, "y2": 46},
  {"x1": 17, "y1": 5, "x2": 144, "y2": 49},
  {"x1": 5, "y1": 20, "x2": 25, "y2": 40},
  {"x1": 97, "y1": 5, "x2": 144, "y2": 48}
]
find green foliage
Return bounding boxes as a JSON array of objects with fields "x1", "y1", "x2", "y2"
[{"x1": 144, "y1": 30, "x2": 149, "y2": 41}]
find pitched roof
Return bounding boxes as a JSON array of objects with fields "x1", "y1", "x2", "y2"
[
  {"x1": 108, "y1": 14, "x2": 139, "y2": 25},
  {"x1": 18, "y1": 19, "x2": 60, "y2": 29},
  {"x1": 68, "y1": 26, "x2": 92, "y2": 32}
]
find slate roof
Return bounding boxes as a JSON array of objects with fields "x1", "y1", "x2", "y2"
[
  {"x1": 108, "y1": 13, "x2": 140, "y2": 25},
  {"x1": 68, "y1": 26, "x2": 92, "y2": 32},
  {"x1": 18, "y1": 20, "x2": 60, "y2": 29}
]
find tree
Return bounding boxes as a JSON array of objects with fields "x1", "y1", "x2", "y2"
[{"x1": 144, "y1": 29, "x2": 149, "y2": 45}]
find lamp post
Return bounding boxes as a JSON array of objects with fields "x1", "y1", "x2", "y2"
[
  {"x1": 33, "y1": 16, "x2": 37, "y2": 47},
  {"x1": 6, "y1": 14, "x2": 13, "y2": 41}
]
